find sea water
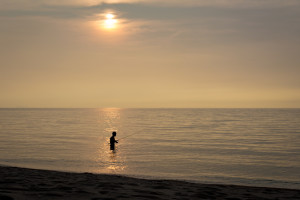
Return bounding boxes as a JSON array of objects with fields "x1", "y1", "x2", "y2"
[{"x1": 0, "y1": 108, "x2": 299, "y2": 189}]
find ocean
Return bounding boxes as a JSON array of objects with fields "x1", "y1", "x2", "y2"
[{"x1": 0, "y1": 108, "x2": 299, "y2": 189}]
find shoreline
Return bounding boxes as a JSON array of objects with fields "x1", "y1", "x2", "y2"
[{"x1": 1, "y1": 166, "x2": 300, "y2": 200}]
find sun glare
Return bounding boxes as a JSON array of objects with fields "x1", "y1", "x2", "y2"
[
  {"x1": 91, "y1": 11, "x2": 129, "y2": 42},
  {"x1": 106, "y1": 13, "x2": 114, "y2": 19},
  {"x1": 104, "y1": 13, "x2": 118, "y2": 29}
]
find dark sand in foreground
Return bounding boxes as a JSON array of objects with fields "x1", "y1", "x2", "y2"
[{"x1": 0, "y1": 166, "x2": 299, "y2": 200}]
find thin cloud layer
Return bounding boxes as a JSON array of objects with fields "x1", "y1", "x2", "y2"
[
  {"x1": 2, "y1": 0, "x2": 299, "y2": 42},
  {"x1": 2, "y1": 0, "x2": 300, "y2": 10},
  {"x1": 0, "y1": 0, "x2": 300, "y2": 107}
]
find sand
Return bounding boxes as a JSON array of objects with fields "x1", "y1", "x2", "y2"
[{"x1": 0, "y1": 166, "x2": 299, "y2": 200}]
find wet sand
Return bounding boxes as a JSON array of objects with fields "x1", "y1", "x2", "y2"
[{"x1": 0, "y1": 166, "x2": 299, "y2": 200}]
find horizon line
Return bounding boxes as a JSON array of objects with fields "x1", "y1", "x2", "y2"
[{"x1": 0, "y1": 107, "x2": 299, "y2": 109}]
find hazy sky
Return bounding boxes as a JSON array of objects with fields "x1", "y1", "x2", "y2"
[{"x1": 1, "y1": 0, "x2": 300, "y2": 108}]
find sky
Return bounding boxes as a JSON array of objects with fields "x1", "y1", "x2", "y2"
[{"x1": 1, "y1": 0, "x2": 300, "y2": 108}]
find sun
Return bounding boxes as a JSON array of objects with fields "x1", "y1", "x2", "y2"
[
  {"x1": 91, "y1": 11, "x2": 128, "y2": 42},
  {"x1": 104, "y1": 13, "x2": 118, "y2": 29}
]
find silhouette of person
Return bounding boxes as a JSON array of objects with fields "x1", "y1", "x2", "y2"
[{"x1": 110, "y1": 131, "x2": 118, "y2": 151}]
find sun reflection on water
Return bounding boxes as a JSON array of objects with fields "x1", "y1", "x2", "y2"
[
  {"x1": 96, "y1": 108, "x2": 126, "y2": 173},
  {"x1": 107, "y1": 150, "x2": 126, "y2": 171},
  {"x1": 96, "y1": 136, "x2": 126, "y2": 173},
  {"x1": 101, "y1": 107, "x2": 121, "y2": 133}
]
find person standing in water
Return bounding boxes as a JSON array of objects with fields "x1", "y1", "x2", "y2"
[{"x1": 110, "y1": 131, "x2": 118, "y2": 151}]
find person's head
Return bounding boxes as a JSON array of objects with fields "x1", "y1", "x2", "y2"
[{"x1": 112, "y1": 131, "x2": 117, "y2": 136}]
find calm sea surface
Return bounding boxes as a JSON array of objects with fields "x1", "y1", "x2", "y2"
[{"x1": 0, "y1": 108, "x2": 299, "y2": 189}]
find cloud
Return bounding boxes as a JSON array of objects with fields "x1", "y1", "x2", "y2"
[
  {"x1": 1, "y1": 0, "x2": 300, "y2": 108},
  {"x1": 2, "y1": 0, "x2": 300, "y2": 11},
  {"x1": 47, "y1": 0, "x2": 300, "y2": 7},
  {"x1": 1, "y1": 0, "x2": 299, "y2": 47},
  {"x1": 0, "y1": 0, "x2": 140, "y2": 9},
  {"x1": 142, "y1": 0, "x2": 300, "y2": 8}
]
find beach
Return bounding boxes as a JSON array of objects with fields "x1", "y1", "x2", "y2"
[{"x1": 1, "y1": 166, "x2": 299, "y2": 200}]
